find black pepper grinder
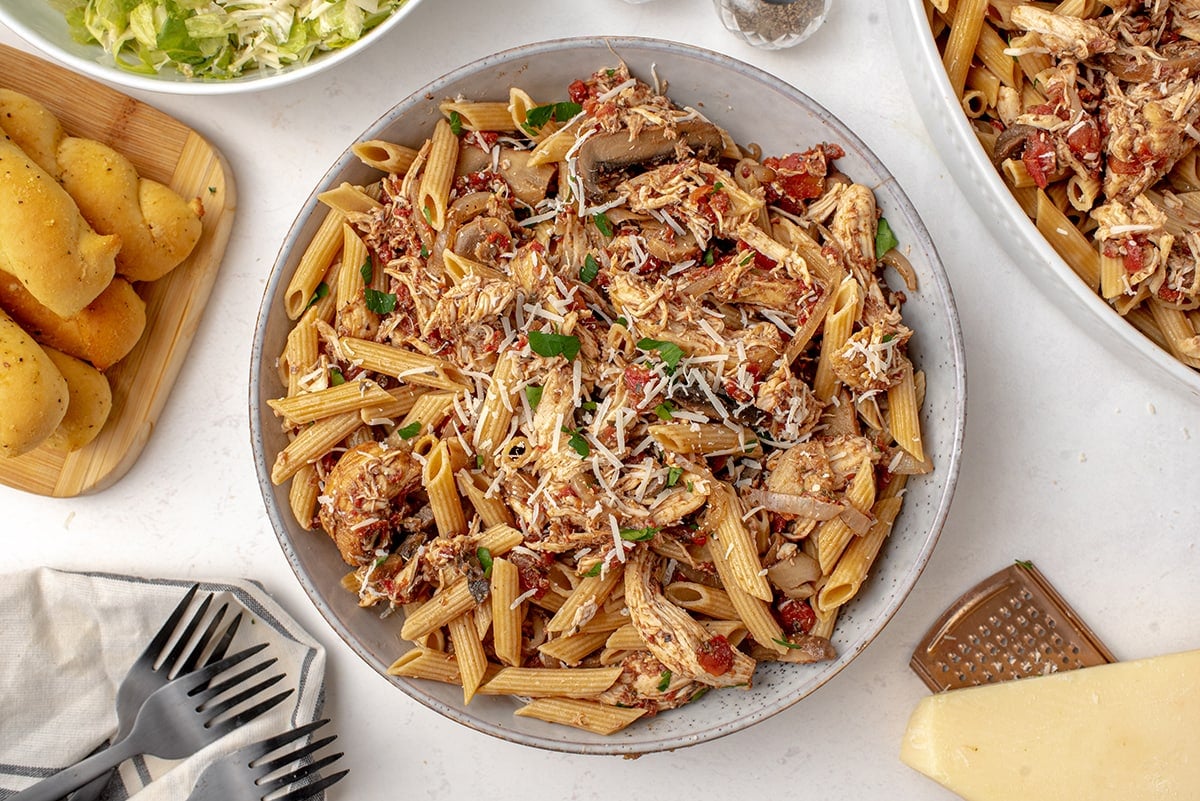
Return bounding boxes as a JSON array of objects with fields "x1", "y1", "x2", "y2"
[{"x1": 713, "y1": 0, "x2": 831, "y2": 49}]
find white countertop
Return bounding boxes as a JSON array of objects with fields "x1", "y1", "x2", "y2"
[{"x1": 2, "y1": 1, "x2": 1198, "y2": 798}]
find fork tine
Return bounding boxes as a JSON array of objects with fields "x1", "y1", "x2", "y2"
[
  {"x1": 243, "y1": 718, "x2": 330, "y2": 762},
  {"x1": 272, "y1": 768, "x2": 349, "y2": 801},
  {"x1": 135, "y1": 584, "x2": 199, "y2": 669},
  {"x1": 178, "y1": 642, "x2": 269, "y2": 694},
  {"x1": 208, "y1": 688, "x2": 294, "y2": 737},
  {"x1": 160, "y1": 593, "x2": 213, "y2": 675},
  {"x1": 200, "y1": 670, "x2": 286, "y2": 720},
  {"x1": 206, "y1": 611, "x2": 243, "y2": 664},
  {"x1": 198, "y1": 657, "x2": 277, "y2": 701},
  {"x1": 174, "y1": 602, "x2": 227, "y2": 676},
  {"x1": 259, "y1": 751, "x2": 344, "y2": 794},
  {"x1": 255, "y1": 735, "x2": 337, "y2": 774}
]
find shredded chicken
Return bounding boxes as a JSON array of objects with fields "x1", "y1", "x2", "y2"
[{"x1": 269, "y1": 62, "x2": 929, "y2": 732}]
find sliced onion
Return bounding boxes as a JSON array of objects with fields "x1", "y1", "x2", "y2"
[
  {"x1": 741, "y1": 488, "x2": 843, "y2": 520},
  {"x1": 838, "y1": 505, "x2": 873, "y2": 536}
]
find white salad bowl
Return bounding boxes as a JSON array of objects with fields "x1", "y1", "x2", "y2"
[
  {"x1": 0, "y1": 0, "x2": 425, "y2": 94},
  {"x1": 885, "y1": 0, "x2": 1200, "y2": 399},
  {"x1": 250, "y1": 36, "x2": 967, "y2": 755}
]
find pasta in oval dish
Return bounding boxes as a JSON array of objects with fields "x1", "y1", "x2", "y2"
[{"x1": 267, "y1": 63, "x2": 932, "y2": 734}]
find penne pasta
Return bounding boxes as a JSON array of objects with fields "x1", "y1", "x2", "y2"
[{"x1": 267, "y1": 62, "x2": 932, "y2": 734}]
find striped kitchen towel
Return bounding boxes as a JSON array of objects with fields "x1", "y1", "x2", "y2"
[{"x1": 0, "y1": 568, "x2": 327, "y2": 800}]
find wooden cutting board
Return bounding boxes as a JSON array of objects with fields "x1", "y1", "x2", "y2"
[{"x1": 0, "y1": 44, "x2": 236, "y2": 497}]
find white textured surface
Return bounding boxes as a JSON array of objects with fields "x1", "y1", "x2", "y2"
[{"x1": 1, "y1": 1, "x2": 1197, "y2": 798}]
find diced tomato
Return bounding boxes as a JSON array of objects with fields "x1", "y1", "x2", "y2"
[
  {"x1": 1021, "y1": 135, "x2": 1057, "y2": 189},
  {"x1": 1158, "y1": 285, "x2": 1184, "y2": 303},
  {"x1": 776, "y1": 598, "x2": 817, "y2": 636},
  {"x1": 568, "y1": 79, "x2": 591, "y2": 104},
  {"x1": 624, "y1": 364, "x2": 653, "y2": 395},
  {"x1": 695, "y1": 635, "x2": 735, "y2": 676},
  {"x1": 510, "y1": 549, "x2": 554, "y2": 600},
  {"x1": 485, "y1": 230, "x2": 512, "y2": 251},
  {"x1": 1108, "y1": 155, "x2": 1144, "y2": 175},
  {"x1": 723, "y1": 377, "x2": 754, "y2": 405},
  {"x1": 1066, "y1": 118, "x2": 1101, "y2": 168},
  {"x1": 1122, "y1": 235, "x2": 1149, "y2": 275}
]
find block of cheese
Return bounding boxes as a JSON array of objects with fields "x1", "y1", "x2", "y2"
[{"x1": 900, "y1": 648, "x2": 1200, "y2": 800}]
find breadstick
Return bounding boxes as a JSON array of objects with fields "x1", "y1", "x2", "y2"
[
  {"x1": 0, "y1": 135, "x2": 119, "y2": 318},
  {"x1": 41, "y1": 346, "x2": 112, "y2": 452},
  {"x1": 57, "y1": 136, "x2": 203, "y2": 282},
  {"x1": 0, "y1": 309, "x2": 67, "y2": 457},
  {"x1": 0, "y1": 89, "x2": 203, "y2": 283},
  {"x1": 0, "y1": 270, "x2": 146, "y2": 370}
]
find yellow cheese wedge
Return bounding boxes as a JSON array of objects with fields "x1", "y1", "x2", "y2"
[{"x1": 900, "y1": 649, "x2": 1200, "y2": 800}]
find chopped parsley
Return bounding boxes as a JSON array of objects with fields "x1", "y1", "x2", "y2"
[
  {"x1": 637, "y1": 338, "x2": 685, "y2": 371},
  {"x1": 772, "y1": 637, "x2": 812, "y2": 650},
  {"x1": 397, "y1": 421, "x2": 422, "y2": 439},
  {"x1": 477, "y1": 547, "x2": 493, "y2": 577},
  {"x1": 619, "y1": 526, "x2": 660, "y2": 542},
  {"x1": 448, "y1": 111, "x2": 463, "y2": 136},
  {"x1": 703, "y1": 247, "x2": 715, "y2": 266},
  {"x1": 329, "y1": 366, "x2": 345, "y2": 386},
  {"x1": 1015, "y1": 559, "x2": 1034, "y2": 570},
  {"x1": 657, "y1": 670, "x2": 672, "y2": 692},
  {"x1": 475, "y1": 453, "x2": 485, "y2": 469},
  {"x1": 528, "y1": 330, "x2": 581, "y2": 362},
  {"x1": 422, "y1": 204, "x2": 433, "y2": 225},
  {"x1": 875, "y1": 217, "x2": 899, "y2": 260},
  {"x1": 306, "y1": 282, "x2": 330, "y2": 309},
  {"x1": 593, "y1": 211, "x2": 614, "y2": 238},
  {"x1": 653, "y1": 400, "x2": 676, "y2": 421},
  {"x1": 614, "y1": 316, "x2": 628, "y2": 328},
  {"x1": 580, "y1": 253, "x2": 600, "y2": 283},
  {"x1": 364, "y1": 288, "x2": 397, "y2": 314},
  {"x1": 581, "y1": 400, "x2": 598, "y2": 411},
  {"x1": 525, "y1": 384, "x2": 544, "y2": 409},
  {"x1": 360, "y1": 258, "x2": 373, "y2": 285},
  {"x1": 584, "y1": 562, "x2": 603, "y2": 577},
  {"x1": 561, "y1": 426, "x2": 590, "y2": 457},
  {"x1": 523, "y1": 101, "x2": 582, "y2": 132},
  {"x1": 667, "y1": 466, "x2": 683, "y2": 487}
]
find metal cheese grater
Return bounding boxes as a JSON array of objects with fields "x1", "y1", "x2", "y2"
[{"x1": 910, "y1": 562, "x2": 1116, "y2": 693}]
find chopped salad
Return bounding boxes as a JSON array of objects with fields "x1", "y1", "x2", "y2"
[{"x1": 60, "y1": 0, "x2": 407, "y2": 80}]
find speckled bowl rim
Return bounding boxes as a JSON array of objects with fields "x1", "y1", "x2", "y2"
[
  {"x1": 885, "y1": 0, "x2": 1200, "y2": 400},
  {"x1": 250, "y1": 36, "x2": 967, "y2": 755}
]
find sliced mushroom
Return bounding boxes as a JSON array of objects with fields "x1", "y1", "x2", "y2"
[
  {"x1": 1100, "y1": 41, "x2": 1200, "y2": 83},
  {"x1": 991, "y1": 123, "x2": 1039, "y2": 167},
  {"x1": 578, "y1": 120, "x2": 725, "y2": 197},
  {"x1": 765, "y1": 549, "x2": 822, "y2": 600},
  {"x1": 453, "y1": 216, "x2": 512, "y2": 263},
  {"x1": 496, "y1": 148, "x2": 556, "y2": 205},
  {"x1": 641, "y1": 220, "x2": 703, "y2": 263},
  {"x1": 457, "y1": 146, "x2": 557, "y2": 206}
]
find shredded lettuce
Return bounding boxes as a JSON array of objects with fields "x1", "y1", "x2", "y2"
[{"x1": 59, "y1": 0, "x2": 406, "y2": 80}]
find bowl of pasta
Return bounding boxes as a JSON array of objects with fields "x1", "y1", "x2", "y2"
[
  {"x1": 887, "y1": 0, "x2": 1200, "y2": 398},
  {"x1": 0, "y1": 0, "x2": 424, "y2": 94},
  {"x1": 251, "y1": 36, "x2": 966, "y2": 754}
]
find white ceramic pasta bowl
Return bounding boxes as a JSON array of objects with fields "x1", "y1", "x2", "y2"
[
  {"x1": 250, "y1": 36, "x2": 967, "y2": 755},
  {"x1": 0, "y1": 0, "x2": 424, "y2": 95},
  {"x1": 884, "y1": 0, "x2": 1200, "y2": 399}
]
